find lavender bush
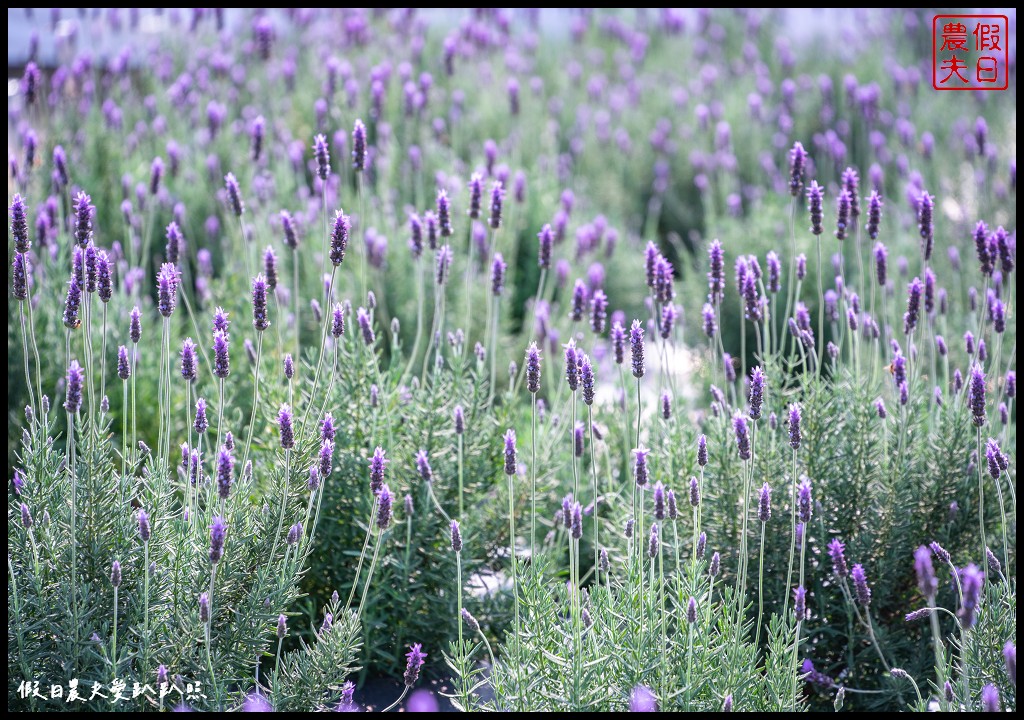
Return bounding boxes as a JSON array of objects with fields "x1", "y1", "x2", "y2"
[{"x1": 7, "y1": 7, "x2": 1016, "y2": 713}]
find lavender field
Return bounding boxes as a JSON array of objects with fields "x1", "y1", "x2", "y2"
[{"x1": 6, "y1": 8, "x2": 1017, "y2": 713}]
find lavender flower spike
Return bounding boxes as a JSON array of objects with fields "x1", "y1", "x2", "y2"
[
  {"x1": 748, "y1": 366, "x2": 765, "y2": 420},
  {"x1": 828, "y1": 539, "x2": 848, "y2": 578},
  {"x1": 958, "y1": 563, "x2": 983, "y2": 627},
  {"x1": 278, "y1": 404, "x2": 294, "y2": 450},
  {"x1": 733, "y1": 414, "x2": 751, "y2": 460},
  {"x1": 224, "y1": 173, "x2": 244, "y2": 216},
  {"x1": 157, "y1": 263, "x2": 178, "y2": 318},
  {"x1": 369, "y1": 446, "x2": 388, "y2": 495},
  {"x1": 634, "y1": 448, "x2": 650, "y2": 487},
  {"x1": 851, "y1": 564, "x2": 871, "y2": 606},
  {"x1": 758, "y1": 483, "x2": 771, "y2": 523},
  {"x1": 217, "y1": 446, "x2": 234, "y2": 499},
  {"x1": 525, "y1": 343, "x2": 541, "y2": 394},
  {"x1": 330, "y1": 211, "x2": 349, "y2": 265},
  {"x1": 914, "y1": 545, "x2": 937, "y2": 598},
  {"x1": 65, "y1": 360, "x2": 84, "y2": 413},
  {"x1": 404, "y1": 644, "x2": 427, "y2": 686},
  {"x1": 351, "y1": 120, "x2": 367, "y2": 171},
  {"x1": 789, "y1": 141, "x2": 806, "y2": 196},
  {"x1": 313, "y1": 133, "x2": 331, "y2": 180},
  {"x1": 209, "y1": 515, "x2": 227, "y2": 564},
  {"x1": 450, "y1": 520, "x2": 463, "y2": 552},
  {"x1": 629, "y1": 319, "x2": 645, "y2": 378},
  {"x1": 252, "y1": 274, "x2": 270, "y2": 331},
  {"x1": 377, "y1": 484, "x2": 393, "y2": 530},
  {"x1": 503, "y1": 429, "x2": 517, "y2": 475},
  {"x1": 788, "y1": 403, "x2": 802, "y2": 450},
  {"x1": 969, "y1": 364, "x2": 986, "y2": 427}
]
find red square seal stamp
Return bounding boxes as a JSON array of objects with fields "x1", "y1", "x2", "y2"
[{"x1": 933, "y1": 14, "x2": 1009, "y2": 90}]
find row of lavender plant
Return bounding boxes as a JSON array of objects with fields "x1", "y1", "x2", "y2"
[{"x1": 7, "y1": 7, "x2": 1015, "y2": 713}]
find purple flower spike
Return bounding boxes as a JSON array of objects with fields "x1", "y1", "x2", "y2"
[
  {"x1": 436, "y1": 189, "x2": 453, "y2": 237},
  {"x1": 435, "y1": 245, "x2": 452, "y2": 285},
  {"x1": 591, "y1": 289, "x2": 609, "y2": 334},
  {"x1": 352, "y1": 119, "x2": 367, "y2": 171},
  {"x1": 62, "y1": 278, "x2": 82, "y2": 329},
  {"x1": 377, "y1": 484, "x2": 393, "y2": 530},
  {"x1": 611, "y1": 321, "x2": 626, "y2": 365},
  {"x1": 217, "y1": 446, "x2": 234, "y2": 499},
  {"x1": 213, "y1": 330, "x2": 230, "y2": 379},
  {"x1": 690, "y1": 476, "x2": 701, "y2": 508},
  {"x1": 356, "y1": 307, "x2": 375, "y2": 347},
  {"x1": 111, "y1": 560, "x2": 122, "y2": 588},
  {"x1": 157, "y1": 263, "x2": 178, "y2": 318},
  {"x1": 581, "y1": 354, "x2": 595, "y2": 406},
  {"x1": 749, "y1": 367, "x2": 765, "y2": 420},
  {"x1": 180, "y1": 338, "x2": 198, "y2": 382},
  {"x1": 733, "y1": 414, "x2": 751, "y2": 460},
  {"x1": 20, "y1": 503, "x2": 33, "y2": 529},
  {"x1": 525, "y1": 343, "x2": 541, "y2": 394},
  {"x1": 788, "y1": 403, "x2": 802, "y2": 450},
  {"x1": 403, "y1": 643, "x2": 427, "y2": 688},
  {"x1": 117, "y1": 345, "x2": 132, "y2": 381},
  {"x1": 835, "y1": 189, "x2": 851, "y2": 240},
  {"x1": 277, "y1": 404, "x2": 294, "y2": 450},
  {"x1": 969, "y1": 365, "x2": 986, "y2": 427},
  {"x1": 65, "y1": 360, "x2": 83, "y2": 413},
  {"x1": 629, "y1": 319, "x2": 645, "y2": 379},
  {"x1": 789, "y1": 142, "x2": 806, "y2": 196},
  {"x1": 369, "y1": 447, "x2": 388, "y2": 494},
  {"x1": 794, "y1": 585, "x2": 806, "y2": 619},
  {"x1": 866, "y1": 191, "x2": 883, "y2": 240},
  {"x1": 12, "y1": 253, "x2": 29, "y2": 301},
  {"x1": 488, "y1": 181, "x2": 504, "y2": 229},
  {"x1": 653, "y1": 482, "x2": 666, "y2": 520},
  {"x1": 96, "y1": 252, "x2": 112, "y2": 303},
  {"x1": 503, "y1": 429, "x2": 517, "y2": 475},
  {"x1": 903, "y1": 277, "x2": 922, "y2": 335},
  {"x1": 981, "y1": 684, "x2": 1001, "y2": 713},
  {"x1": 331, "y1": 303, "x2": 345, "y2": 338},
  {"x1": 450, "y1": 520, "x2": 462, "y2": 553},
  {"x1": 73, "y1": 192, "x2": 94, "y2": 247},
  {"x1": 633, "y1": 447, "x2": 651, "y2": 488},
  {"x1": 209, "y1": 515, "x2": 227, "y2": 564},
  {"x1": 1004, "y1": 642, "x2": 1015, "y2": 687},
  {"x1": 199, "y1": 592, "x2": 211, "y2": 623},
  {"x1": 958, "y1": 563, "x2": 984, "y2": 627},
  {"x1": 828, "y1": 538, "x2": 848, "y2": 578},
  {"x1": 797, "y1": 478, "x2": 812, "y2": 523},
  {"x1": 10, "y1": 194, "x2": 30, "y2": 253},
  {"x1": 707, "y1": 239, "x2": 725, "y2": 303},
  {"x1": 917, "y1": 191, "x2": 934, "y2": 261},
  {"x1": 851, "y1": 564, "x2": 871, "y2": 606},
  {"x1": 564, "y1": 340, "x2": 579, "y2": 391},
  {"x1": 251, "y1": 275, "x2": 270, "y2": 332},
  {"x1": 224, "y1": 173, "x2": 244, "y2": 216},
  {"x1": 648, "y1": 523, "x2": 659, "y2": 558},
  {"x1": 914, "y1": 545, "x2": 937, "y2": 598},
  {"x1": 313, "y1": 134, "x2": 331, "y2": 180},
  {"x1": 319, "y1": 440, "x2": 334, "y2": 480},
  {"x1": 807, "y1": 181, "x2": 823, "y2": 236},
  {"x1": 328, "y1": 210, "x2": 350, "y2": 266},
  {"x1": 538, "y1": 224, "x2": 553, "y2": 269},
  {"x1": 697, "y1": 435, "x2": 708, "y2": 467},
  {"x1": 165, "y1": 221, "x2": 183, "y2": 267},
  {"x1": 415, "y1": 449, "x2": 433, "y2": 483},
  {"x1": 758, "y1": 483, "x2": 771, "y2": 523},
  {"x1": 491, "y1": 253, "x2": 507, "y2": 296},
  {"x1": 572, "y1": 502, "x2": 583, "y2": 540}
]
